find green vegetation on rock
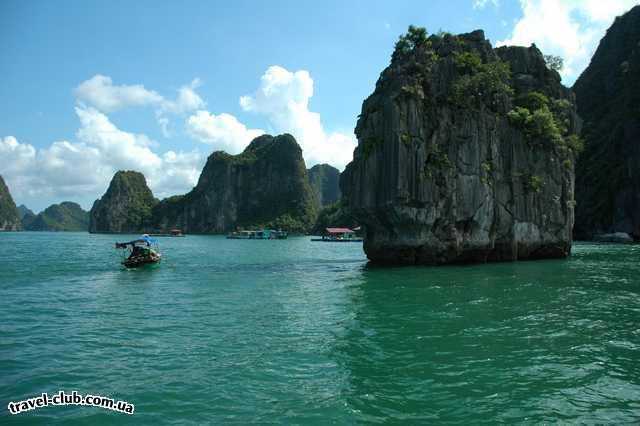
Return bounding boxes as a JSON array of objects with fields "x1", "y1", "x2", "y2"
[
  {"x1": 392, "y1": 25, "x2": 430, "y2": 60},
  {"x1": 507, "y1": 91, "x2": 583, "y2": 154},
  {"x1": 450, "y1": 51, "x2": 513, "y2": 109}
]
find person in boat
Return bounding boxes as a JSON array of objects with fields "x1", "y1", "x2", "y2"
[{"x1": 116, "y1": 235, "x2": 161, "y2": 267}]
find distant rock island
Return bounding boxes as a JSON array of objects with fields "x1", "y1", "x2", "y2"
[
  {"x1": 152, "y1": 134, "x2": 317, "y2": 233},
  {"x1": 17, "y1": 204, "x2": 35, "y2": 222},
  {"x1": 341, "y1": 28, "x2": 581, "y2": 264},
  {"x1": 90, "y1": 134, "x2": 323, "y2": 234},
  {"x1": 308, "y1": 164, "x2": 341, "y2": 207},
  {"x1": 0, "y1": 175, "x2": 22, "y2": 231},
  {"x1": 89, "y1": 170, "x2": 157, "y2": 233},
  {"x1": 24, "y1": 202, "x2": 89, "y2": 231},
  {"x1": 574, "y1": 5, "x2": 640, "y2": 240}
]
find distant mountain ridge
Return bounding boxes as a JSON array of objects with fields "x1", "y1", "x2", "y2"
[{"x1": 24, "y1": 202, "x2": 89, "y2": 231}]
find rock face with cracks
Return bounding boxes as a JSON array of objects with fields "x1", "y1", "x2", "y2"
[{"x1": 341, "y1": 29, "x2": 580, "y2": 265}]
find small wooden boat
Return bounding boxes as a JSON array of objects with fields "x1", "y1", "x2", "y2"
[{"x1": 115, "y1": 235, "x2": 162, "y2": 268}]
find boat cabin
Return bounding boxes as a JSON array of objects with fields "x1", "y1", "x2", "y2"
[{"x1": 322, "y1": 227, "x2": 358, "y2": 241}]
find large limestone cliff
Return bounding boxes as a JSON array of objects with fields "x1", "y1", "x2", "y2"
[
  {"x1": 341, "y1": 28, "x2": 581, "y2": 265},
  {"x1": 0, "y1": 175, "x2": 22, "y2": 231},
  {"x1": 152, "y1": 134, "x2": 318, "y2": 233},
  {"x1": 89, "y1": 171, "x2": 157, "y2": 233},
  {"x1": 573, "y1": 6, "x2": 640, "y2": 239}
]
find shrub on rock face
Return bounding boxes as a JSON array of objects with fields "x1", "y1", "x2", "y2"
[{"x1": 450, "y1": 53, "x2": 513, "y2": 110}]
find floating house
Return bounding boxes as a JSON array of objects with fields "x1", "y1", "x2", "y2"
[
  {"x1": 311, "y1": 227, "x2": 363, "y2": 242},
  {"x1": 226, "y1": 229, "x2": 288, "y2": 240}
]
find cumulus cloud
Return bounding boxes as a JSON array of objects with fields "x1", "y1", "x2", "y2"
[
  {"x1": 186, "y1": 111, "x2": 264, "y2": 154},
  {"x1": 0, "y1": 107, "x2": 205, "y2": 210},
  {"x1": 239, "y1": 65, "x2": 357, "y2": 169},
  {"x1": 498, "y1": 0, "x2": 639, "y2": 82},
  {"x1": 74, "y1": 75, "x2": 205, "y2": 137}
]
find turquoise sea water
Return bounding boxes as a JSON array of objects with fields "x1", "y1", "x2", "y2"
[{"x1": 1, "y1": 232, "x2": 639, "y2": 424}]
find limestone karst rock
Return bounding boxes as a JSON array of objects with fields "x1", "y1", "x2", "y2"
[
  {"x1": 341, "y1": 29, "x2": 580, "y2": 265},
  {"x1": 152, "y1": 134, "x2": 318, "y2": 233},
  {"x1": 89, "y1": 171, "x2": 157, "y2": 233}
]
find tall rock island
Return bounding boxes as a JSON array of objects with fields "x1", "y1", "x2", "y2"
[
  {"x1": 152, "y1": 134, "x2": 318, "y2": 233},
  {"x1": 0, "y1": 175, "x2": 22, "y2": 231},
  {"x1": 341, "y1": 28, "x2": 581, "y2": 265},
  {"x1": 89, "y1": 171, "x2": 157, "y2": 233},
  {"x1": 573, "y1": 6, "x2": 640, "y2": 240}
]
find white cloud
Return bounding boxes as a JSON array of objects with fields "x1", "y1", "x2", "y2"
[
  {"x1": 74, "y1": 75, "x2": 205, "y2": 137},
  {"x1": 74, "y1": 75, "x2": 163, "y2": 113},
  {"x1": 186, "y1": 110, "x2": 264, "y2": 154},
  {"x1": 473, "y1": 0, "x2": 500, "y2": 9},
  {"x1": 0, "y1": 107, "x2": 205, "y2": 210},
  {"x1": 160, "y1": 78, "x2": 206, "y2": 114},
  {"x1": 498, "y1": 0, "x2": 639, "y2": 82},
  {"x1": 239, "y1": 65, "x2": 356, "y2": 169}
]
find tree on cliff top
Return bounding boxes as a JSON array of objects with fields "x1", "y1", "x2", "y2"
[{"x1": 392, "y1": 25, "x2": 429, "y2": 60}]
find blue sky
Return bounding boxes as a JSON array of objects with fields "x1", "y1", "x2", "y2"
[{"x1": 1, "y1": 0, "x2": 638, "y2": 211}]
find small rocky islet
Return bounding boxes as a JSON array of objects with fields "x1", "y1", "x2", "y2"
[{"x1": 2, "y1": 6, "x2": 640, "y2": 266}]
